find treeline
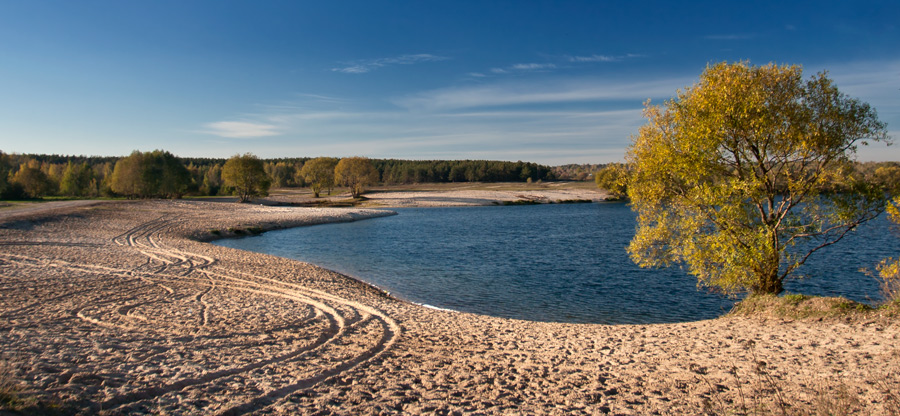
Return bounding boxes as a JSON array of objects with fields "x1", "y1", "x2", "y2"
[
  {"x1": 374, "y1": 159, "x2": 553, "y2": 183},
  {"x1": 0, "y1": 151, "x2": 556, "y2": 200},
  {"x1": 553, "y1": 163, "x2": 607, "y2": 181},
  {"x1": 593, "y1": 160, "x2": 900, "y2": 198}
]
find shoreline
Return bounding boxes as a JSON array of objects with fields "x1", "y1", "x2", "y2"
[
  {"x1": 1, "y1": 199, "x2": 898, "y2": 414},
  {"x1": 264, "y1": 182, "x2": 613, "y2": 208}
]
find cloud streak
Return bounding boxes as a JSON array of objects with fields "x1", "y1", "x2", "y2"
[
  {"x1": 202, "y1": 121, "x2": 281, "y2": 138},
  {"x1": 510, "y1": 63, "x2": 557, "y2": 70},
  {"x1": 473, "y1": 54, "x2": 642, "y2": 80},
  {"x1": 393, "y1": 77, "x2": 691, "y2": 111},
  {"x1": 332, "y1": 53, "x2": 449, "y2": 74},
  {"x1": 198, "y1": 92, "x2": 647, "y2": 163},
  {"x1": 198, "y1": 60, "x2": 900, "y2": 164},
  {"x1": 704, "y1": 33, "x2": 755, "y2": 40},
  {"x1": 566, "y1": 53, "x2": 644, "y2": 63},
  {"x1": 568, "y1": 54, "x2": 620, "y2": 62}
]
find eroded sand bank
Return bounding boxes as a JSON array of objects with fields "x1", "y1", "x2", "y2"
[{"x1": 1, "y1": 199, "x2": 898, "y2": 415}]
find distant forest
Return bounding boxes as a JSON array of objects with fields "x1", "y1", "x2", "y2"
[
  {"x1": 0, "y1": 151, "x2": 574, "y2": 200},
  {"x1": 3, "y1": 150, "x2": 898, "y2": 201},
  {"x1": 551, "y1": 164, "x2": 607, "y2": 181}
]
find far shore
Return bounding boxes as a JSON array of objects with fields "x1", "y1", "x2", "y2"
[
  {"x1": 262, "y1": 181, "x2": 614, "y2": 208},
  {"x1": 1, "y1": 196, "x2": 898, "y2": 414}
]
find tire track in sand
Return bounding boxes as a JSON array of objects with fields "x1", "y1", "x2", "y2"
[
  {"x1": 1, "y1": 211, "x2": 399, "y2": 414},
  {"x1": 100, "y1": 214, "x2": 400, "y2": 414}
]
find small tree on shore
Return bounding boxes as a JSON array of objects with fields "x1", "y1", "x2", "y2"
[
  {"x1": 222, "y1": 153, "x2": 270, "y2": 203},
  {"x1": 626, "y1": 62, "x2": 889, "y2": 296},
  {"x1": 594, "y1": 163, "x2": 629, "y2": 199},
  {"x1": 335, "y1": 157, "x2": 379, "y2": 198},
  {"x1": 300, "y1": 157, "x2": 339, "y2": 198}
]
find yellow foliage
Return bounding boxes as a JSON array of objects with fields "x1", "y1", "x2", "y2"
[
  {"x1": 335, "y1": 157, "x2": 379, "y2": 198},
  {"x1": 876, "y1": 196, "x2": 900, "y2": 303},
  {"x1": 626, "y1": 62, "x2": 889, "y2": 296}
]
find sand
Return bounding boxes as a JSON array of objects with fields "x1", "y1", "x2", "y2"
[
  {"x1": 263, "y1": 182, "x2": 611, "y2": 208},
  {"x1": 358, "y1": 187, "x2": 608, "y2": 207},
  {"x1": 1, "y1": 197, "x2": 898, "y2": 415}
]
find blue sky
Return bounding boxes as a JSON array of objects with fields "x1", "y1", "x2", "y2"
[{"x1": 0, "y1": 1, "x2": 897, "y2": 164}]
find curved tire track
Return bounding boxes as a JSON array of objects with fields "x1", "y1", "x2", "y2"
[{"x1": 101, "y1": 214, "x2": 399, "y2": 414}]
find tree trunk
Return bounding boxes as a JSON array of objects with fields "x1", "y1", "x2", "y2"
[{"x1": 753, "y1": 271, "x2": 783, "y2": 295}]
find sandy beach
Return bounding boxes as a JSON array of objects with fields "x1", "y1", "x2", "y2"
[
  {"x1": 1, "y1": 197, "x2": 898, "y2": 415},
  {"x1": 264, "y1": 182, "x2": 612, "y2": 208}
]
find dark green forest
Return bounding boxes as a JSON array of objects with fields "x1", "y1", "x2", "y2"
[{"x1": 0, "y1": 151, "x2": 562, "y2": 200}]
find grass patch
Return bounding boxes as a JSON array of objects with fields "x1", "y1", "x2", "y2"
[
  {"x1": 0, "y1": 358, "x2": 25, "y2": 411},
  {"x1": 0, "y1": 357, "x2": 74, "y2": 414},
  {"x1": 295, "y1": 198, "x2": 361, "y2": 208},
  {"x1": 554, "y1": 199, "x2": 593, "y2": 204},
  {"x1": 729, "y1": 293, "x2": 874, "y2": 320},
  {"x1": 219, "y1": 226, "x2": 264, "y2": 237},
  {"x1": 498, "y1": 199, "x2": 542, "y2": 206}
]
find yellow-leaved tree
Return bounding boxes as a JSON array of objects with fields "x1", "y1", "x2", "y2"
[
  {"x1": 334, "y1": 157, "x2": 379, "y2": 198},
  {"x1": 300, "y1": 157, "x2": 339, "y2": 198},
  {"x1": 876, "y1": 197, "x2": 900, "y2": 304},
  {"x1": 594, "y1": 163, "x2": 629, "y2": 199},
  {"x1": 222, "y1": 153, "x2": 270, "y2": 203},
  {"x1": 627, "y1": 62, "x2": 890, "y2": 296}
]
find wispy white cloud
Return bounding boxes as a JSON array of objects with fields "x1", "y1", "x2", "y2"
[
  {"x1": 704, "y1": 33, "x2": 755, "y2": 40},
  {"x1": 566, "y1": 53, "x2": 644, "y2": 63},
  {"x1": 202, "y1": 121, "x2": 281, "y2": 138},
  {"x1": 198, "y1": 93, "x2": 646, "y2": 163},
  {"x1": 270, "y1": 108, "x2": 643, "y2": 164},
  {"x1": 816, "y1": 60, "x2": 900, "y2": 150},
  {"x1": 816, "y1": 60, "x2": 900, "y2": 102},
  {"x1": 568, "y1": 54, "x2": 619, "y2": 63},
  {"x1": 332, "y1": 65, "x2": 369, "y2": 74},
  {"x1": 438, "y1": 109, "x2": 639, "y2": 117},
  {"x1": 392, "y1": 77, "x2": 691, "y2": 111},
  {"x1": 331, "y1": 53, "x2": 449, "y2": 74},
  {"x1": 198, "y1": 60, "x2": 900, "y2": 164},
  {"x1": 475, "y1": 54, "x2": 642, "y2": 80},
  {"x1": 293, "y1": 93, "x2": 350, "y2": 103},
  {"x1": 510, "y1": 63, "x2": 557, "y2": 70},
  {"x1": 486, "y1": 62, "x2": 556, "y2": 75}
]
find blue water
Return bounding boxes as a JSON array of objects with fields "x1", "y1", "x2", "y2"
[{"x1": 214, "y1": 203, "x2": 898, "y2": 324}]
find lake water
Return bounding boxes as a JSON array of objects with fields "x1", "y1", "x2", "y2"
[{"x1": 214, "y1": 203, "x2": 898, "y2": 324}]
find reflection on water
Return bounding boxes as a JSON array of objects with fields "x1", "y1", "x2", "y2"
[{"x1": 214, "y1": 203, "x2": 898, "y2": 324}]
